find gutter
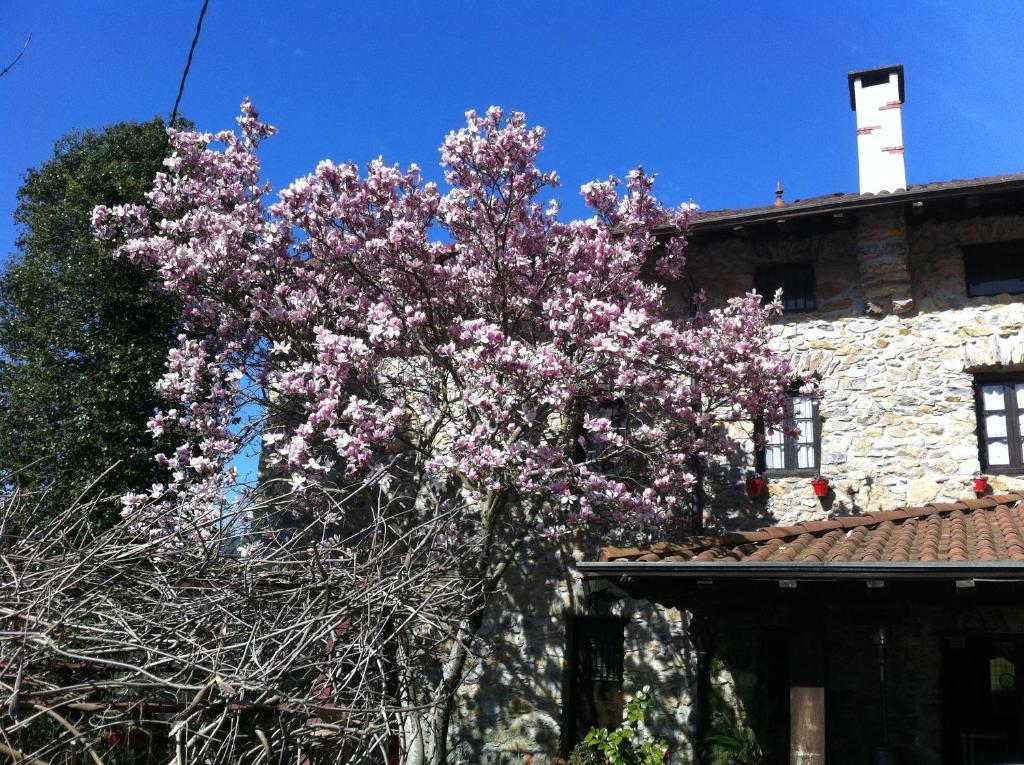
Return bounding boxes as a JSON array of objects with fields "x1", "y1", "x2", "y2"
[{"x1": 577, "y1": 560, "x2": 1024, "y2": 582}]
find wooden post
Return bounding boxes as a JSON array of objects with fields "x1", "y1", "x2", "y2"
[{"x1": 790, "y1": 612, "x2": 827, "y2": 765}]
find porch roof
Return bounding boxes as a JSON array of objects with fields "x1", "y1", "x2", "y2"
[{"x1": 580, "y1": 493, "x2": 1024, "y2": 583}]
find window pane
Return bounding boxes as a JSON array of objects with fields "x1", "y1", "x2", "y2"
[
  {"x1": 766, "y1": 445, "x2": 785, "y2": 470},
  {"x1": 1016, "y1": 383, "x2": 1024, "y2": 407},
  {"x1": 990, "y1": 655, "x2": 1016, "y2": 696},
  {"x1": 988, "y1": 439, "x2": 1011, "y2": 465},
  {"x1": 762, "y1": 390, "x2": 821, "y2": 471},
  {"x1": 986, "y1": 412, "x2": 1008, "y2": 438},
  {"x1": 982, "y1": 385, "x2": 1006, "y2": 411},
  {"x1": 793, "y1": 396, "x2": 814, "y2": 419}
]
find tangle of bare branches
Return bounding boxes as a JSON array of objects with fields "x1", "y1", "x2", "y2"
[{"x1": 0, "y1": 483, "x2": 482, "y2": 763}]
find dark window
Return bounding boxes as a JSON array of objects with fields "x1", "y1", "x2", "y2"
[
  {"x1": 755, "y1": 262, "x2": 817, "y2": 313},
  {"x1": 757, "y1": 391, "x2": 821, "y2": 474},
  {"x1": 964, "y1": 241, "x2": 1024, "y2": 297},
  {"x1": 575, "y1": 617, "x2": 625, "y2": 683},
  {"x1": 975, "y1": 376, "x2": 1024, "y2": 471},
  {"x1": 568, "y1": 616, "x2": 626, "y2": 750}
]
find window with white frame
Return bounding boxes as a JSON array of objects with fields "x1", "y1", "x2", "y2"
[
  {"x1": 976, "y1": 377, "x2": 1024, "y2": 471},
  {"x1": 758, "y1": 392, "x2": 820, "y2": 473}
]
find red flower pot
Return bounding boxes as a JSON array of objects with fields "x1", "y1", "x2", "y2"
[
  {"x1": 811, "y1": 478, "x2": 829, "y2": 497},
  {"x1": 745, "y1": 477, "x2": 766, "y2": 498},
  {"x1": 973, "y1": 476, "x2": 989, "y2": 493}
]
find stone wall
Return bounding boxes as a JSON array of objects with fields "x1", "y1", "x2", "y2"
[
  {"x1": 453, "y1": 544, "x2": 698, "y2": 763},
  {"x1": 683, "y1": 209, "x2": 1024, "y2": 529}
]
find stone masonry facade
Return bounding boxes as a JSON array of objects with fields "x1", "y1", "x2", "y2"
[
  {"x1": 455, "y1": 545, "x2": 698, "y2": 763},
  {"x1": 461, "y1": 197, "x2": 1024, "y2": 763},
  {"x1": 686, "y1": 206, "x2": 1024, "y2": 528}
]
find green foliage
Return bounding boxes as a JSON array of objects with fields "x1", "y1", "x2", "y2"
[
  {"x1": 700, "y1": 685, "x2": 764, "y2": 765},
  {"x1": 701, "y1": 728, "x2": 763, "y2": 765},
  {"x1": 569, "y1": 686, "x2": 669, "y2": 765},
  {"x1": 0, "y1": 118, "x2": 185, "y2": 526}
]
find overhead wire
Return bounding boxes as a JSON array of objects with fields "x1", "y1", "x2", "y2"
[
  {"x1": 170, "y1": 0, "x2": 210, "y2": 125},
  {"x1": 0, "y1": 33, "x2": 32, "y2": 79}
]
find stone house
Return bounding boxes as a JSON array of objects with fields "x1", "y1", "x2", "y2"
[{"x1": 467, "y1": 65, "x2": 1024, "y2": 765}]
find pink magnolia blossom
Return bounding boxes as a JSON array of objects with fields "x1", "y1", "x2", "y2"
[{"x1": 94, "y1": 100, "x2": 797, "y2": 546}]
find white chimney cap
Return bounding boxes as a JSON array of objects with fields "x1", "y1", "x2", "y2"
[{"x1": 847, "y1": 65, "x2": 905, "y2": 111}]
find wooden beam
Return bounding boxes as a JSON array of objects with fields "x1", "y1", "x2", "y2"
[{"x1": 790, "y1": 613, "x2": 827, "y2": 765}]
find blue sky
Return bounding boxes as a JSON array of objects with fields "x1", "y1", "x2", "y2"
[
  {"x1": 3, "y1": 0, "x2": 1024, "y2": 483},
  {"x1": 3, "y1": 0, "x2": 1024, "y2": 253}
]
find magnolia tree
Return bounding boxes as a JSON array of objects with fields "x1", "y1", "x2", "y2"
[{"x1": 93, "y1": 102, "x2": 796, "y2": 763}]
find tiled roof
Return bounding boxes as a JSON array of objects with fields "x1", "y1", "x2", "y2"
[
  {"x1": 685, "y1": 172, "x2": 1024, "y2": 228},
  {"x1": 599, "y1": 494, "x2": 1024, "y2": 565}
]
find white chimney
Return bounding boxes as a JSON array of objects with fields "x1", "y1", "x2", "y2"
[{"x1": 848, "y1": 65, "x2": 906, "y2": 194}]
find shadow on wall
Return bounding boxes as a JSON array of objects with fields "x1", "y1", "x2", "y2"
[
  {"x1": 451, "y1": 541, "x2": 581, "y2": 764},
  {"x1": 451, "y1": 541, "x2": 697, "y2": 764},
  {"x1": 673, "y1": 225, "x2": 868, "y2": 324},
  {"x1": 704, "y1": 420, "x2": 877, "y2": 534}
]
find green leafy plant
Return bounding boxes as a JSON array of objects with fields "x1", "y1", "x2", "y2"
[
  {"x1": 701, "y1": 691, "x2": 764, "y2": 765},
  {"x1": 569, "y1": 686, "x2": 669, "y2": 765},
  {"x1": 702, "y1": 728, "x2": 763, "y2": 765}
]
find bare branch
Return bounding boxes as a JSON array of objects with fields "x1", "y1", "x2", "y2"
[{"x1": 0, "y1": 482, "x2": 485, "y2": 762}]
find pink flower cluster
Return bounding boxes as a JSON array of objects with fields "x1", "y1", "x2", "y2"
[{"x1": 94, "y1": 101, "x2": 795, "y2": 544}]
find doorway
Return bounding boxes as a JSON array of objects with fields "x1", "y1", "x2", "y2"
[{"x1": 943, "y1": 635, "x2": 1024, "y2": 764}]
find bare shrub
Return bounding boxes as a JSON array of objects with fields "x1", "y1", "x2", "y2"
[{"x1": 0, "y1": 483, "x2": 480, "y2": 763}]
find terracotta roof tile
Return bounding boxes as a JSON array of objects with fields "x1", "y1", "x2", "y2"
[{"x1": 598, "y1": 494, "x2": 1024, "y2": 565}]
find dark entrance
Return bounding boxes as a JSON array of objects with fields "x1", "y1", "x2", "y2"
[
  {"x1": 944, "y1": 635, "x2": 1024, "y2": 764},
  {"x1": 566, "y1": 616, "x2": 626, "y2": 751}
]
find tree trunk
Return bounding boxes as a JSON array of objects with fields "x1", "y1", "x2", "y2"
[{"x1": 401, "y1": 611, "x2": 485, "y2": 765}]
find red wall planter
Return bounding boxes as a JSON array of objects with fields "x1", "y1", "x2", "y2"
[
  {"x1": 746, "y1": 477, "x2": 766, "y2": 498},
  {"x1": 811, "y1": 478, "x2": 829, "y2": 497},
  {"x1": 973, "y1": 475, "x2": 989, "y2": 493}
]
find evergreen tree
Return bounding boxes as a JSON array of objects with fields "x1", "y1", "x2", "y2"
[{"x1": 0, "y1": 118, "x2": 182, "y2": 526}]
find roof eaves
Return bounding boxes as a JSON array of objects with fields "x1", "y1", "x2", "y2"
[
  {"x1": 656, "y1": 174, "x2": 1024, "y2": 236},
  {"x1": 577, "y1": 560, "x2": 1024, "y2": 582}
]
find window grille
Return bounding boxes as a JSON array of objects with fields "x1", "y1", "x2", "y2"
[
  {"x1": 755, "y1": 262, "x2": 817, "y2": 313},
  {"x1": 964, "y1": 241, "x2": 1024, "y2": 298},
  {"x1": 573, "y1": 617, "x2": 625, "y2": 683}
]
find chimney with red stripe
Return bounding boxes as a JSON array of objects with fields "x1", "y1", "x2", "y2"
[{"x1": 848, "y1": 65, "x2": 906, "y2": 194}]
